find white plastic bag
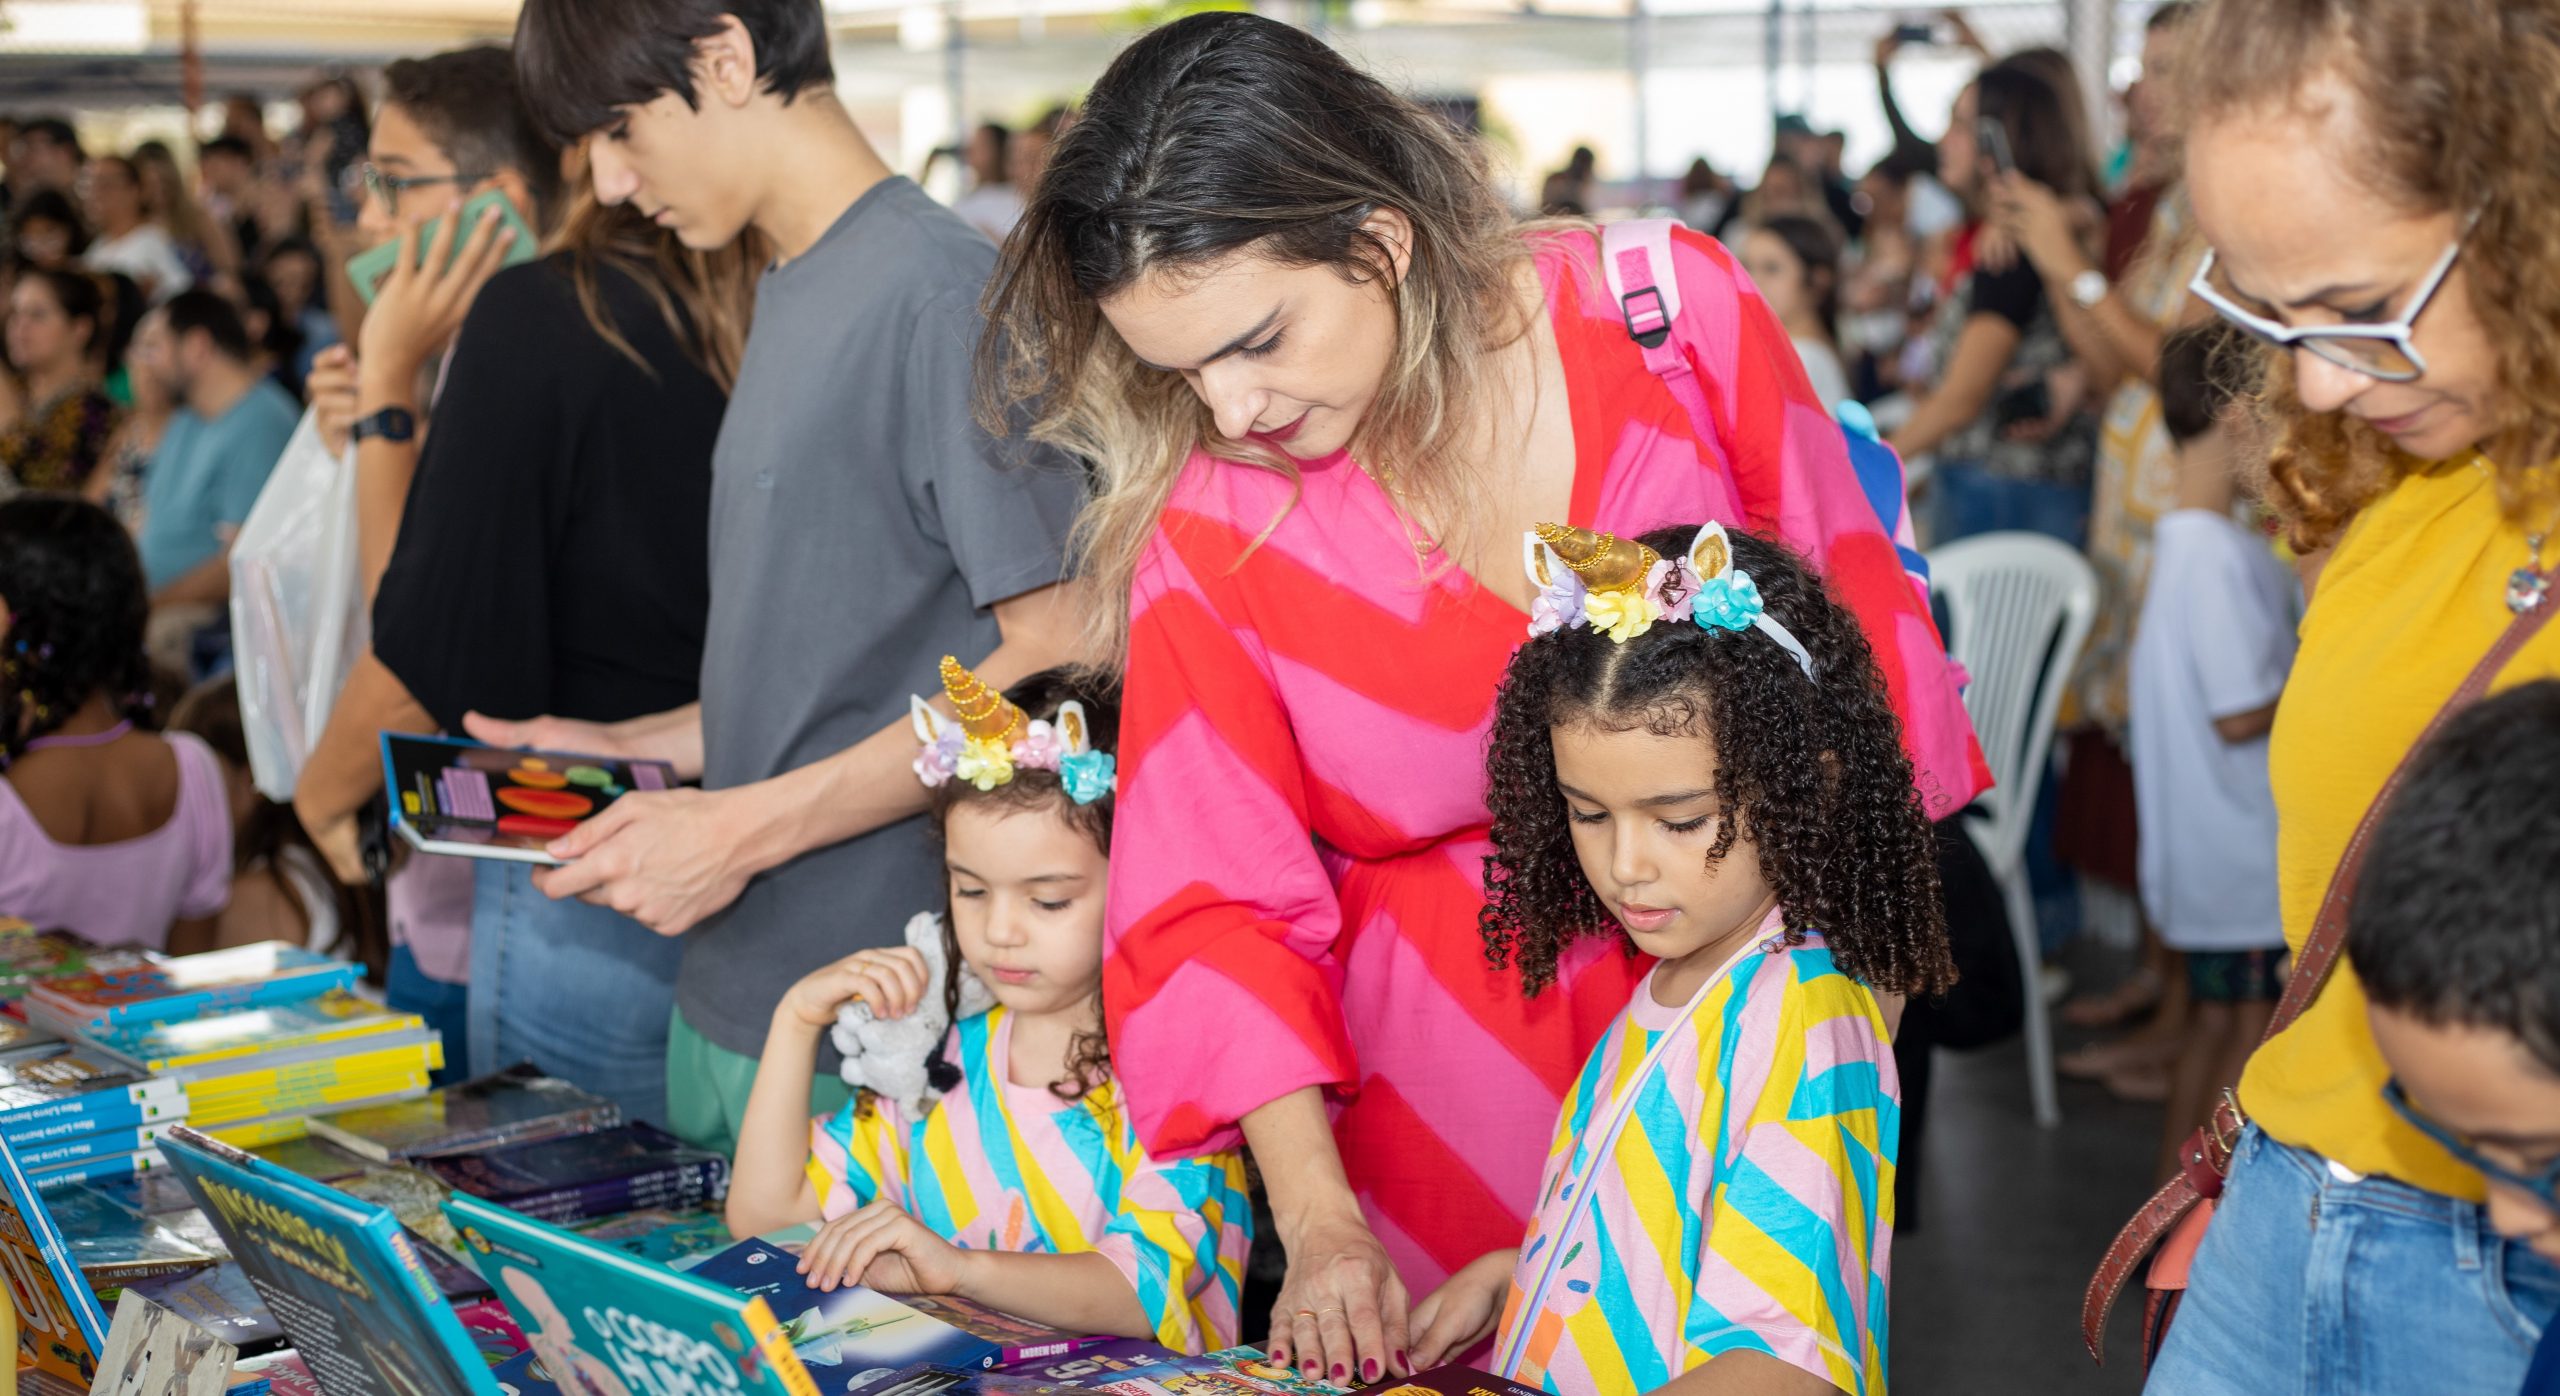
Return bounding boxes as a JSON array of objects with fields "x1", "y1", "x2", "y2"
[{"x1": 227, "y1": 409, "x2": 364, "y2": 800}]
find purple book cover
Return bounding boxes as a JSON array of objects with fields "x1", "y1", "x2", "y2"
[{"x1": 424, "y1": 1121, "x2": 727, "y2": 1202}]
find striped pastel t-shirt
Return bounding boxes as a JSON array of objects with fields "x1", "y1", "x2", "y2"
[
  {"x1": 807, "y1": 1005, "x2": 1253, "y2": 1352},
  {"x1": 1493, "y1": 921, "x2": 1897, "y2": 1396}
]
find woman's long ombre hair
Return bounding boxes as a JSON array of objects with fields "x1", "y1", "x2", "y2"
[
  {"x1": 979, "y1": 11, "x2": 1531, "y2": 663},
  {"x1": 2183, "y1": 0, "x2": 2560, "y2": 550}
]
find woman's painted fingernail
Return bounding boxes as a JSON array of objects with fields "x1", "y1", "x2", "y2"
[
  {"x1": 1362, "y1": 1360, "x2": 1380, "y2": 1382},
  {"x1": 1331, "y1": 1365, "x2": 1346, "y2": 1382},
  {"x1": 1395, "y1": 1351, "x2": 1410, "y2": 1373}
]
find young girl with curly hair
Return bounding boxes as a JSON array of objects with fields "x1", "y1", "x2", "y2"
[
  {"x1": 0, "y1": 493, "x2": 230, "y2": 950},
  {"x1": 723, "y1": 662, "x2": 1252, "y2": 1353},
  {"x1": 1410, "y1": 522, "x2": 1954, "y2": 1396}
]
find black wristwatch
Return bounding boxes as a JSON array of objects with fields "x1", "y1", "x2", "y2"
[{"x1": 352, "y1": 406, "x2": 418, "y2": 445}]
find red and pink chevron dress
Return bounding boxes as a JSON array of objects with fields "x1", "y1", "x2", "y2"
[{"x1": 1103, "y1": 226, "x2": 1988, "y2": 1296}]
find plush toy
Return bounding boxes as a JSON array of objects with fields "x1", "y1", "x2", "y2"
[{"x1": 831, "y1": 910, "x2": 994, "y2": 1114}]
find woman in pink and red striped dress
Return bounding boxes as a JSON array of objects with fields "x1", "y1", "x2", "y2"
[{"x1": 982, "y1": 14, "x2": 1985, "y2": 1386}]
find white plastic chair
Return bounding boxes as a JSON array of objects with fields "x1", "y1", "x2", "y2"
[{"x1": 1926, "y1": 532, "x2": 2099, "y2": 1128}]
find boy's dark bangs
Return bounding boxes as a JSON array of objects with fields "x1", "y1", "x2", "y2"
[{"x1": 515, "y1": 0, "x2": 713, "y2": 142}]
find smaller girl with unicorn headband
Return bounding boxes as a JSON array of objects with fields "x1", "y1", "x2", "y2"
[
  {"x1": 1412, "y1": 522, "x2": 1955, "y2": 1395},
  {"x1": 725, "y1": 660, "x2": 1253, "y2": 1352}
]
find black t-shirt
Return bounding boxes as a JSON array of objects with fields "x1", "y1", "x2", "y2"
[
  {"x1": 373, "y1": 254, "x2": 725, "y2": 732},
  {"x1": 1966, "y1": 255, "x2": 2046, "y2": 331}
]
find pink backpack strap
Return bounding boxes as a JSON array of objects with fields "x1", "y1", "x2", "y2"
[{"x1": 1600, "y1": 218, "x2": 1721, "y2": 439}]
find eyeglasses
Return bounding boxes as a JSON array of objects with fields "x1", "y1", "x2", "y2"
[
  {"x1": 2188, "y1": 209, "x2": 2481, "y2": 384},
  {"x1": 2383, "y1": 1078, "x2": 2560, "y2": 1210},
  {"x1": 358, "y1": 162, "x2": 486, "y2": 216}
]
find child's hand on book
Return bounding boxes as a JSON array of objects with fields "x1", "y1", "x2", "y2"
[
  {"x1": 798, "y1": 1199, "x2": 968, "y2": 1296},
  {"x1": 783, "y1": 947, "x2": 932, "y2": 1029},
  {"x1": 1407, "y1": 1249, "x2": 1518, "y2": 1371}
]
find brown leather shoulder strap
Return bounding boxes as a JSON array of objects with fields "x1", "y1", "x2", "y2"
[{"x1": 2264, "y1": 597, "x2": 2560, "y2": 1040}]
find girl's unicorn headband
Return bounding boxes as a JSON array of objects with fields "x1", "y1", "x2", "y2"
[
  {"x1": 1523, "y1": 521, "x2": 1815, "y2": 679},
  {"x1": 911, "y1": 656, "x2": 1116, "y2": 804}
]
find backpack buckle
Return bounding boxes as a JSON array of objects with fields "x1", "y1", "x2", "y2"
[{"x1": 1620, "y1": 286, "x2": 1672, "y2": 349}]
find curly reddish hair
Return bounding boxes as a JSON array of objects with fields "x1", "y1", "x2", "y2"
[
  {"x1": 2181, "y1": 0, "x2": 2560, "y2": 551},
  {"x1": 1478, "y1": 524, "x2": 1954, "y2": 1000}
]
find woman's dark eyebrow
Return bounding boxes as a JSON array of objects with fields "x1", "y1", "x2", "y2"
[{"x1": 1130, "y1": 308, "x2": 1281, "y2": 373}]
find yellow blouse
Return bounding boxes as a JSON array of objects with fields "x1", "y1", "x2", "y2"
[{"x1": 2240, "y1": 454, "x2": 2560, "y2": 1198}]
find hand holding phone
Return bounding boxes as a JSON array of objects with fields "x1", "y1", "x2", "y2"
[
  {"x1": 1977, "y1": 116, "x2": 2017, "y2": 178},
  {"x1": 346, "y1": 188, "x2": 538, "y2": 305}
]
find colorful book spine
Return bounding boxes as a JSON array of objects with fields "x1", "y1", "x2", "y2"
[
  {"x1": 205, "y1": 1114, "x2": 316, "y2": 1149},
  {"x1": 188, "y1": 1064, "x2": 438, "y2": 1125},
  {"x1": 0, "y1": 1079, "x2": 185, "y2": 1137},
  {"x1": 26, "y1": 1146, "x2": 168, "y2": 1186},
  {"x1": 12, "y1": 1121, "x2": 167, "y2": 1172},
  {"x1": 0, "y1": 1091, "x2": 187, "y2": 1148},
  {"x1": 83, "y1": 992, "x2": 426, "y2": 1074}
]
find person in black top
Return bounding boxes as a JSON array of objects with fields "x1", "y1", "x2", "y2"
[{"x1": 295, "y1": 182, "x2": 761, "y2": 1123}]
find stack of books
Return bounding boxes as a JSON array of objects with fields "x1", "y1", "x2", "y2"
[
  {"x1": 423, "y1": 1120, "x2": 728, "y2": 1225},
  {"x1": 0, "y1": 1045, "x2": 188, "y2": 1187},
  {"x1": 305, "y1": 1060, "x2": 622, "y2": 1163},
  {"x1": 10, "y1": 940, "x2": 431, "y2": 1166}
]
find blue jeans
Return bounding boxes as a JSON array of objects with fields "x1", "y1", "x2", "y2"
[
  {"x1": 2146, "y1": 1126, "x2": 2560, "y2": 1394},
  {"x1": 385, "y1": 945, "x2": 471, "y2": 1088},
  {"x1": 468, "y1": 860, "x2": 685, "y2": 1126},
  {"x1": 1926, "y1": 459, "x2": 2091, "y2": 550}
]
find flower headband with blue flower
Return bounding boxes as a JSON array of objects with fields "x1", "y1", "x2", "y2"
[
  {"x1": 911, "y1": 656, "x2": 1117, "y2": 804},
  {"x1": 1523, "y1": 521, "x2": 1815, "y2": 678}
]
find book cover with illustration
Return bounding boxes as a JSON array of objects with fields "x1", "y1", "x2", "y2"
[
  {"x1": 110, "y1": 1262, "x2": 289, "y2": 1355},
  {"x1": 80, "y1": 988, "x2": 430, "y2": 1077},
  {"x1": 25, "y1": 941, "x2": 358, "y2": 1031},
  {"x1": 308, "y1": 1062, "x2": 622, "y2": 1163},
  {"x1": 689, "y1": 1238, "x2": 1004, "y2": 1384},
  {"x1": 1081, "y1": 1350, "x2": 1353, "y2": 1396},
  {"x1": 424, "y1": 1121, "x2": 727, "y2": 1225},
  {"x1": 383, "y1": 732, "x2": 681, "y2": 866},
  {"x1": 445, "y1": 1191, "x2": 822, "y2": 1396},
  {"x1": 0, "y1": 926, "x2": 127, "y2": 1000},
  {"x1": 30, "y1": 1171, "x2": 212, "y2": 1282},
  {"x1": 159, "y1": 1125, "x2": 503, "y2": 1396},
  {"x1": 569, "y1": 1206, "x2": 739, "y2": 1267},
  {"x1": 844, "y1": 1364, "x2": 1089, "y2": 1396},
  {"x1": 0, "y1": 1124, "x2": 110, "y2": 1385}
]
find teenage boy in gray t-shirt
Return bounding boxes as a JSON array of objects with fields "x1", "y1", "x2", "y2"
[{"x1": 488, "y1": 0, "x2": 1088, "y2": 1150}]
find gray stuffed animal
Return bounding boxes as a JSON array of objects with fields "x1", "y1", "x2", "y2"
[{"x1": 831, "y1": 910, "x2": 995, "y2": 1114}]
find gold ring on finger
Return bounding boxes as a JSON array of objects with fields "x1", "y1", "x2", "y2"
[{"x1": 1295, "y1": 1310, "x2": 1318, "y2": 1320}]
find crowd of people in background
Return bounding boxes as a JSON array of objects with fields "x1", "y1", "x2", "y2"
[{"x1": 8, "y1": 0, "x2": 2560, "y2": 1390}]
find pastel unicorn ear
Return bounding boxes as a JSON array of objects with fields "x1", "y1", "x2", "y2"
[
  {"x1": 1053, "y1": 701, "x2": 1092, "y2": 757},
  {"x1": 1522, "y1": 531, "x2": 1567, "y2": 590},
  {"x1": 1687, "y1": 521, "x2": 1735, "y2": 583},
  {"x1": 910, "y1": 694, "x2": 949, "y2": 744}
]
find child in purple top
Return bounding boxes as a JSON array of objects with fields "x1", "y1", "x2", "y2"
[{"x1": 0, "y1": 495, "x2": 230, "y2": 949}]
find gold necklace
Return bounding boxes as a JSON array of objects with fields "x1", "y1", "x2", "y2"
[{"x1": 1358, "y1": 456, "x2": 1439, "y2": 558}]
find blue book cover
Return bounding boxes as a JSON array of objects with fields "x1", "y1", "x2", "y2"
[
  {"x1": 0, "y1": 1047, "x2": 185, "y2": 1136},
  {"x1": 445, "y1": 1192, "x2": 821, "y2": 1396},
  {"x1": 689, "y1": 1239, "x2": 1005, "y2": 1385},
  {"x1": 0, "y1": 1121, "x2": 110, "y2": 1384},
  {"x1": 161, "y1": 1124, "x2": 503, "y2": 1396},
  {"x1": 81, "y1": 988, "x2": 428, "y2": 1076},
  {"x1": 26, "y1": 940, "x2": 360, "y2": 1030}
]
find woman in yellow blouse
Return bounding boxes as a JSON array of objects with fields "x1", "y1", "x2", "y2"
[{"x1": 2143, "y1": 1, "x2": 2560, "y2": 1391}]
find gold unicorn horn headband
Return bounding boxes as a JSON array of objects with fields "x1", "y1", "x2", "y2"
[
  {"x1": 941, "y1": 656, "x2": 1025, "y2": 745},
  {"x1": 1521, "y1": 521, "x2": 1814, "y2": 677}
]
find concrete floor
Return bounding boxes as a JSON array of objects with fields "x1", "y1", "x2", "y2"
[{"x1": 1894, "y1": 1031, "x2": 2161, "y2": 1395}]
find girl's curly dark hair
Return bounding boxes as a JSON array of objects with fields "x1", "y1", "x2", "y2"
[
  {"x1": 926, "y1": 665, "x2": 1122, "y2": 1106},
  {"x1": 1480, "y1": 524, "x2": 1954, "y2": 999},
  {"x1": 0, "y1": 493, "x2": 153, "y2": 767}
]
